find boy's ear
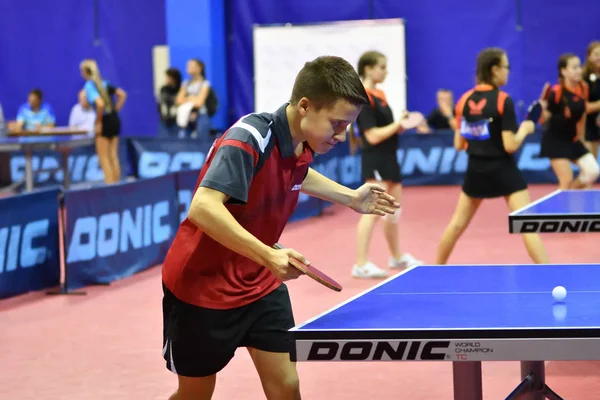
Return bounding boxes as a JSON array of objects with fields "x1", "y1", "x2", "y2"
[{"x1": 297, "y1": 97, "x2": 310, "y2": 116}]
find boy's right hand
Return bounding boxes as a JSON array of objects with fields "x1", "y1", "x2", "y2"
[{"x1": 265, "y1": 247, "x2": 308, "y2": 281}]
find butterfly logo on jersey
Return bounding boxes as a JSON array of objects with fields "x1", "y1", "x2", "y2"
[{"x1": 467, "y1": 98, "x2": 487, "y2": 115}]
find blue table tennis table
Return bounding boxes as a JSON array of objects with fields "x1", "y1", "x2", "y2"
[
  {"x1": 0, "y1": 133, "x2": 93, "y2": 192},
  {"x1": 291, "y1": 189, "x2": 600, "y2": 400}
]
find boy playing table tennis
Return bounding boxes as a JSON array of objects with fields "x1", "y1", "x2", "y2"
[{"x1": 161, "y1": 55, "x2": 400, "y2": 400}]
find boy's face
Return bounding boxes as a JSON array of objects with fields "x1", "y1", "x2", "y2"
[{"x1": 297, "y1": 98, "x2": 362, "y2": 154}]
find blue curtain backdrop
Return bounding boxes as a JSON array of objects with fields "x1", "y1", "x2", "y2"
[
  {"x1": 0, "y1": 0, "x2": 597, "y2": 133},
  {"x1": 226, "y1": 0, "x2": 599, "y2": 124}
]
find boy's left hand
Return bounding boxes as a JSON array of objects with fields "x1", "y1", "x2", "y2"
[{"x1": 349, "y1": 183, "x2": 400, "y2": 216}]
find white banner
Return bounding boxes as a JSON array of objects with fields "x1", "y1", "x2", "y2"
[{"x1": 253, "y1": 19, "x2": 407, "y2": 115}]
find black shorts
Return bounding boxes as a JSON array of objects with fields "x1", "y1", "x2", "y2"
[
  {"x1": 361, "y1": 150, "x2": 402, "y2": 183},
  {"x1": 539, "y1": 134, "x2": 588, "y2": 161},
  {"x1": 462, "y1": 155, "x2": 527, "y2": 199},
  {"x1": 101, "y1": 112, "x2": 121, "y2": 138},
  {"x1": 162, "y1": 283, "x2": 295, "y2": 377}
]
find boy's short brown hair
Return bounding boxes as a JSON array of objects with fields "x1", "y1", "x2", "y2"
[{"x1": 290, "y1": 56, "x2": 369, "y2": 110}]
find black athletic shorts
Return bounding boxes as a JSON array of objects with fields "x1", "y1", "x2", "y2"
[
  {"x1": 540, "y1": 134, "x2": 589, "y2": 161},
  {"x1": 361, "y1": 150, "x2": 402, "y2": 183},
  {"x1": 101, "y1": 112, "x2": 121, "y2": 138},
  {"x1": 162, "y1": 282, "x2": 295, "y2": 377},
  {"x1": 462, "y1": 155, "x2": 527, "y2": 199}
]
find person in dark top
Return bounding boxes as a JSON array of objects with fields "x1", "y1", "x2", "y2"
[
  {"x1": 436, "y1": 47, "x2": 549, "y2": 265},
  {"x1": 540, "y1": 53, "x2": 600, "y2": 189},
  {"x1": 416, "y1": 89, "x2": 457, "y2": 133},
  {"x1": 347, "y1": 50, "x2": 422, "y2": 280},
  {"x1": 158, "y1": 67, "x2": 182, "y2": 137},
  {"x1": 583, "y1": 41, "x2": 600, "y2": 158},
  {"x1": 161, "y1": 56, "x2": 400, "y2": 400}
]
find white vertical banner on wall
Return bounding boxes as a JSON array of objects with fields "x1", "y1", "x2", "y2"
[
  {"x1": 152, "y1": 45, "x2": 170, "y2": 98},
  {"x1": 253, "y1": 19, "x2": 406, "y2": 115}
]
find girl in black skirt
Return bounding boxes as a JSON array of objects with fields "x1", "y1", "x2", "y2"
[
  {"x1": 435, "y1": 48, "x2": 549, "y2": 265},
  {"x1": 540, "y1": 53, "x2": 600, "y2": 189},
  {"x1": 348, "y1": 50, "x2": 422, "y2": 279}
]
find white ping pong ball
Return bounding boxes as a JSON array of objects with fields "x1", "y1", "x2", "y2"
[{"x1": 552, "y1": 286, "x2": 567, "y2": 302}]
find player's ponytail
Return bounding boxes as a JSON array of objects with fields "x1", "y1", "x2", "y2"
[
  {"x1": 475, "y1": 48, "x2": 505, "y2": 88},
  {"x1": 557, "y1": 53, "x2": 578, "y2": 112},
  {"x1": 347, "y1": 123, "x2": 361, "y2": 154},
  {"x1": 349, "y1": 51, "x2": 386, "y2": 153},
  {"x1": 357, "y1": 51, "x2": 385, "y2": 79},
  {"x1": 80, "y1": 59, "x2": 113, "y2": 113}
]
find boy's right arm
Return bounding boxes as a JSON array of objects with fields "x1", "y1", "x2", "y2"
[
  {"x1": 188, "y1": 186, "x2": 306, "y2": 281},
  {"x1": 187, "y1": 127, "x2": 307, "y2": 280},
  {"x1": 189, "y1": 186, "x2": 274, "y2": 267}
]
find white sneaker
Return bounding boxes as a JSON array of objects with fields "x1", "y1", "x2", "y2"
[
  {"x1": 389, "y1": 253, "x2": 423, "y2": 269},
  {"x1": 352, "y1": 262, "x2": 388, "y2": 279}
]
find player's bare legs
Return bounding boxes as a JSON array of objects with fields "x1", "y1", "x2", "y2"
[
  {"x1": 550, "y1": 159, "x2": 575, "y2": 189},
  {"x1": 248, "y1": 347, "x2": 301, "y2": 400},
  {"x1": 584, "y1": 140, "x2": 599, "y2": 161},
  {"x1": 95, "y1": 136, "x2": 115, "y2": 184},
  {"x1": 383, "y1": 183, "x2": 422, "y2": 269},
  {"x1": 505, "y1": 189, "x2": 550, "y2": 264},
  {"x1": 353, "y1": 179, "x2": 388, "y2": 278},
  {"x1": 435, "y1": 192, "x2": 482, "y2": 264},
  {"x1": 108, "y1": 137, "x2": 121, "y2": 183},
  {"x1": 382, "y1": 182, "x2": 402, "y2": 260},
  {"x1": 575, "y1": 153, "x2": 600, "y2": 188},
  {"x1": 168, "y1": 375, "x2": 216, "y2": 400},
  {"x1": 356, "y1": 211, "x2": 379, "y2": 265}
]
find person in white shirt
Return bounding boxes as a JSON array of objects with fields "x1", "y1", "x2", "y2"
[
  {"x1": 68, "y1": 90, "x2": 97, "y2": 135},
  {"x1": 175, "y1": 58, "x2": 213, "y2": 142}
]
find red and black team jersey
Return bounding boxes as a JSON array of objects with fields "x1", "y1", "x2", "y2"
[
  {"x1": 356, "y1": 88, "x2": 397, "y2": 153},
  {"x1": 544, "y1": 82, "x2": 589, "y2": 141},
  {"x1": 455, "y1": 84, "x2": 519, "y2": 158},
  {"x1": 162, "y1": 103, "x2": 313, "y2": 310}
]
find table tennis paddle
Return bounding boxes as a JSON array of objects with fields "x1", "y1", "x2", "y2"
[
  {"x1": 526, "y1": 100, "x2": 543, "y2": 123},
  {"x1": 399, "y1": 111, "x2": 425, "y2": 130},
  {"x1": 272, "y1": 243, "x2": 342, "y2": 292}
]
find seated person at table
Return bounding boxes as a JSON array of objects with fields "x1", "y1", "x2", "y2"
[
  {"x1": 416, "y1": 89, "x2": 456, "y2": 133},
  {"x1": 69, "y1": 90, "x2": 96, "y2": 135},
  {"x1": 15, "y1": 89, "x2": 56, "y2": 131}
]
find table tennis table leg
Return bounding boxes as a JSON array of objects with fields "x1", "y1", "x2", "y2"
[
  {"x1": 520, "y1": 361, "x2": 546, "y2": 400},
  {"x1": 453, "y1": 361, "x2": 483, "y2": 400},
  {"x1": 505, "y1": 361, "x2": 564, "y2": 400},
  {"x1": 60, "y1": 150, "x2": 71, "y2": 190},
  {"x1": 24, "y1": 149, "x2": 34, "y2": 192}
]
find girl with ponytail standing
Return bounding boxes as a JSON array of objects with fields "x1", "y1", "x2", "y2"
[
  {"x1": 80, "y1": 59, "x2": 127, "y2": 184},
  {"x1": 540, "y1": 53, "x2": 600, "y2": 189},
  {"x1": 348, "y1": 50, "x2": 422, "y2": 279}
]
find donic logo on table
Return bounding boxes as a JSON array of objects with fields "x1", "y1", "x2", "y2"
[
  {"x1": 0, "y1": 220, "x2": 50, "y2": 272},
  {"x1": 66, "y1": 201, "x2": 172, "y2": 263}
]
